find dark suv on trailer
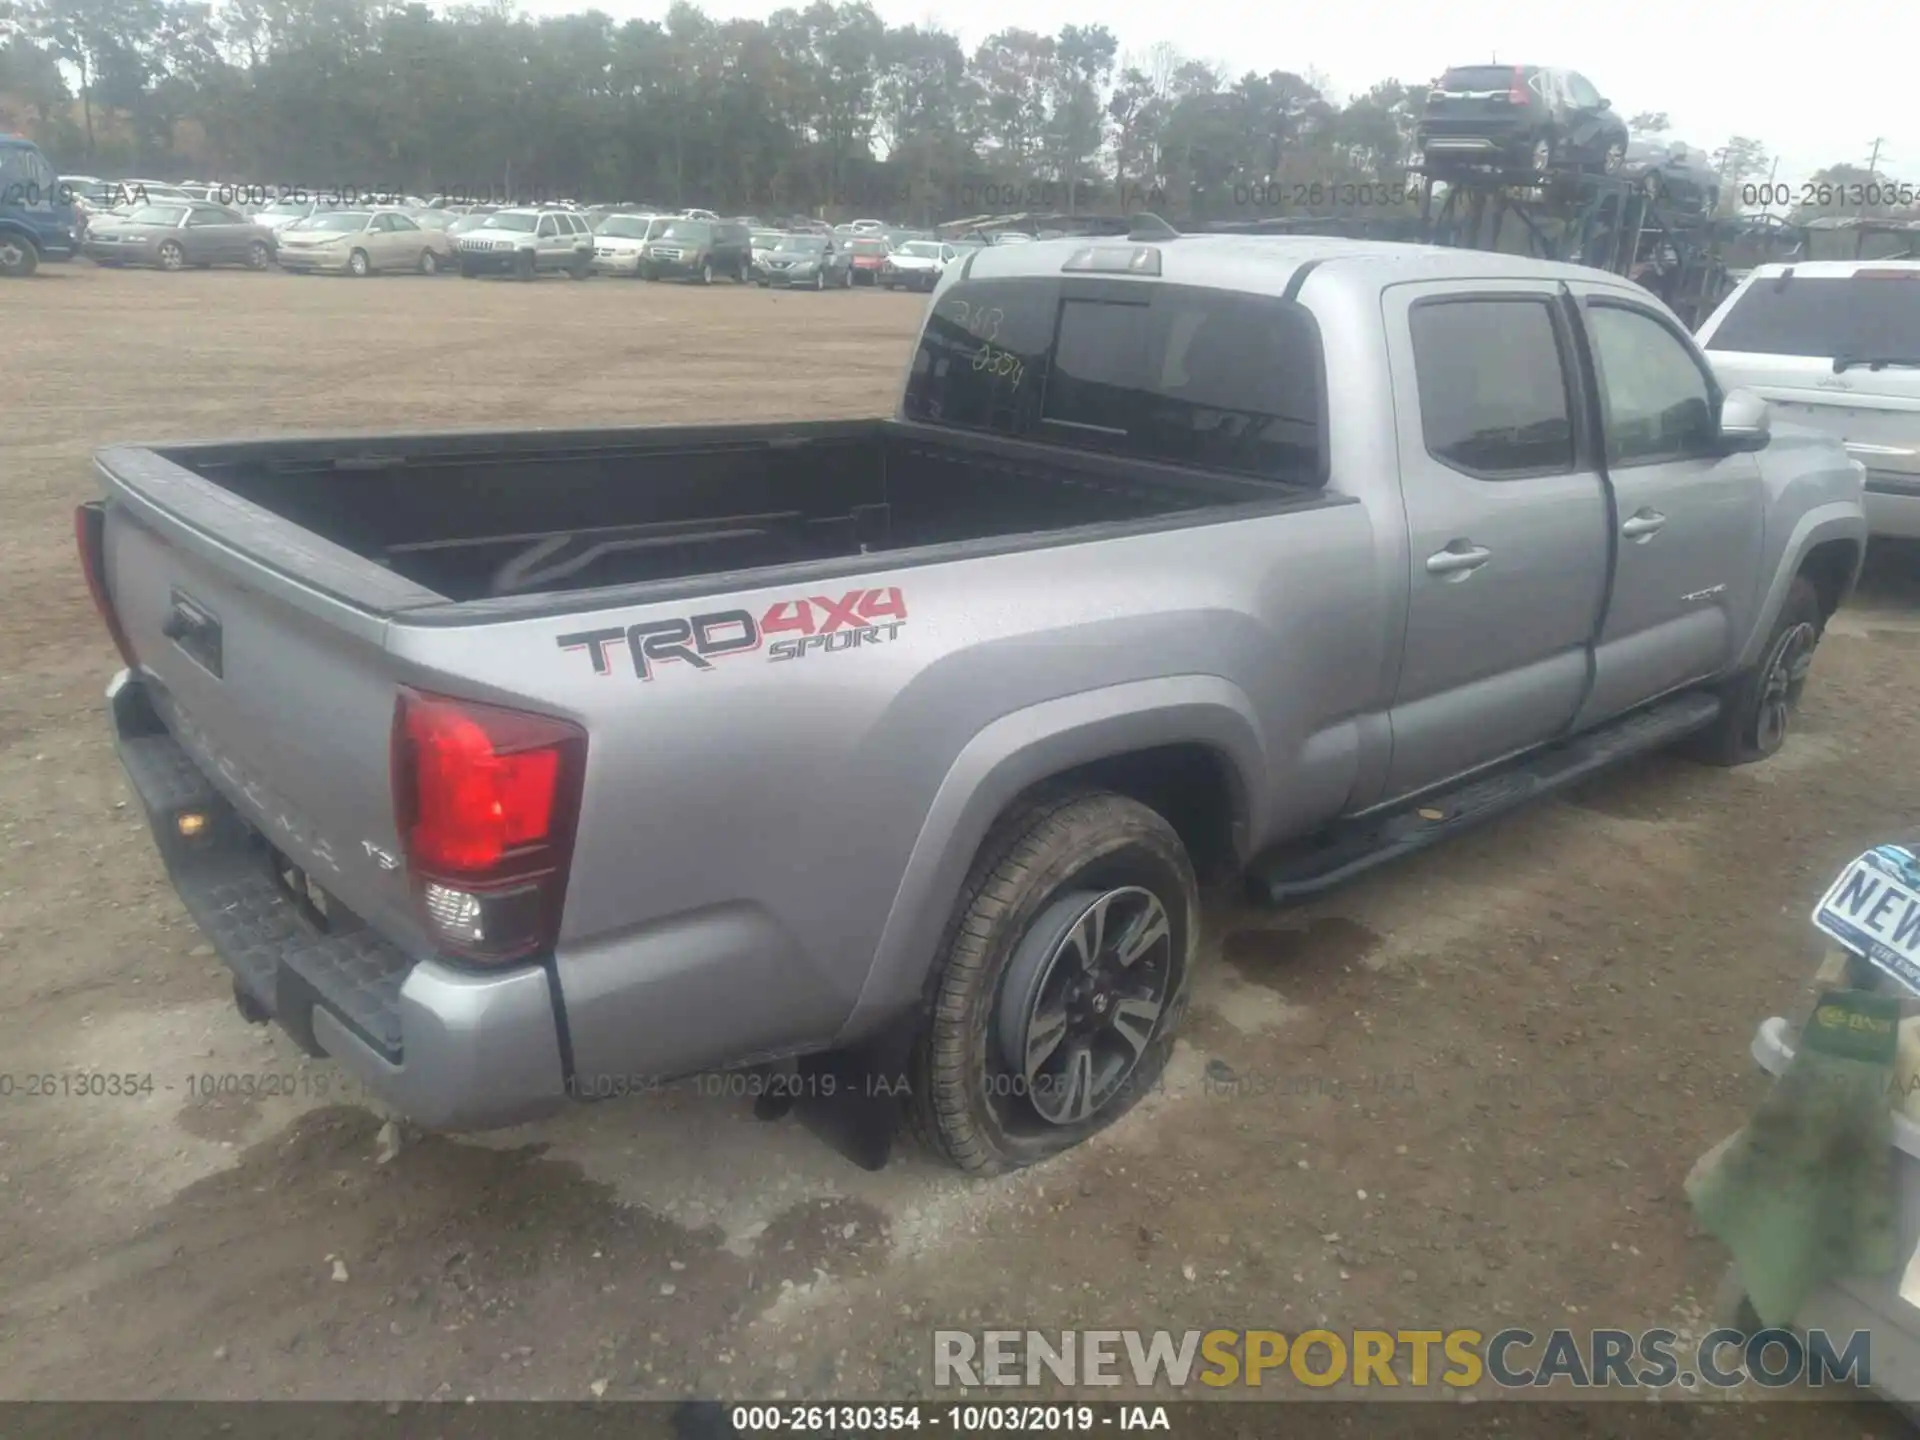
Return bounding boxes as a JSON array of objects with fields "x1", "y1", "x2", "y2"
[
  {"x1": 641, "y1": 218, "x2": 751, "y2": 284},
  {"x1": 1417, "y1": 65, "x2": 1629, "y2": 181}
]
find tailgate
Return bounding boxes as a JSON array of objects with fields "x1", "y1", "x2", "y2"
[
  {"x1": 1715, "y1": 359, "x2": 1920, "y2": 484},
  {"x1": 97, "y1": 460, "x2": 433, "y2": 961}
]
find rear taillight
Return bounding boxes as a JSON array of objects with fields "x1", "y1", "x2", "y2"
[
  {"x1": 1508, "y1": 68, "x2": 1529, "y2": 106},
  {"x1": 391, "y1": 688, "x2": 586, "y2": 964},
  {"x1": 75, "y1": 502, "x2": 138, "y2": 668}
]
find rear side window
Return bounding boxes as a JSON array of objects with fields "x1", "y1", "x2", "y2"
[
  {"x1": 1410, "y1": 296, "x2": 1576, "y2": 478},
  {"x1": 1704, "y1": 274, "x2": 1920, "y2": 361},
  {"x1": 903, "y1": 278, "x2": 1324, "y2": 483},
  {"x1": 1439, "y1": 66, "x2": 1519, "y2": 92}
]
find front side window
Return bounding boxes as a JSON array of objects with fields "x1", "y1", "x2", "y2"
[
  {"x1": 1585, "y1": 304, "x2": 1717, "y2": 465},
  {"x1": 1410, "y1": 296, "x2": 1575, "y2": 478}
]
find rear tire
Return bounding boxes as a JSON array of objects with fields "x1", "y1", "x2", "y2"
[
  {"x1": 246, "y1": 241, "x2": 271, "y2": 270},
  {"x1": 909, "y1": 792, "x2": 1198, "y2": 1175},
  {"x1": 347, "y1": 248, "x2": 370, "y2": 277},
  {"x1": 1689, "y1": 577, "x2": 1824, "y2": 767},
  {"x1": 418, "y1": 249, "x2": 439, "y2": 275},
  {"x1": 0, "y1": 236, "x2": 40, "y2": 276}
]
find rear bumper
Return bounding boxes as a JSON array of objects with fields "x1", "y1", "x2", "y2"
[
  {"x1": 1418, "y1": 122, "x2": 1531, "y2": 163},
  {"x1": 1864, "y1": 478, "x2": 1920, "y2": 540},
  {"x1": 107, "y1": 670, "x2": 568, "y2": 1130}
]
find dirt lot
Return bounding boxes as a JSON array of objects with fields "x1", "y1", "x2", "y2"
[{"x1": 3, "y1": 264, "x2": 1919, "y2": 1426}]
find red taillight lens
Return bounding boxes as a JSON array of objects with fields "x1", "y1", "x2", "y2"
[
  {"x1": 1508, "y1": 68, "x2": 1529, "y2": 106},
  {"x1": 392, "y1": 688, "x2": 585, "y2": 962},
  {"x1": 75, "y1": 501, "x2": 138, "y2": 668}
]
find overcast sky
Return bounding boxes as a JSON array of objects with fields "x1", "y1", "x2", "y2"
[{"x1": 507, "y1": 0, "x2": 1909, "y2": 189}]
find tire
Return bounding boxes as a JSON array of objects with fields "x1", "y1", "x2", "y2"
[
  {"x1": 569, "y1": 255, "x2": 591, "y2": 280},
  {"x1": 418, "y1": 249, "x2": 439, "y2": 275},
  {"x1": 813, "y1": 269, "x2": 824, "y2": 291},
  {"x1": 699, "y1": 260, "x2": 713, "y2": 285},
  {"x1": 246, "y1": 240, "x2": 271, "y2": 270},
  {"x1": 843, "y1": 267, "x2": 853, "y2": 289},
  {"x1": 515, "y1": 249, "x2": 536, "y2": 282},
  {"x1": 909, "y1": 791, "x2": 1199, "y2": 1175},
  {"x1": 1600, "y1": 140, "x2": 1627, "y2": 176},
  {"x1": 1528, "y1": 136, "x2": 1554, "y2": 176},
  {"x1": 347, "y1": 248, "x2": 370, "y2": 277},
  {"x1": 460, "y1": 259, "x2": 478, "y2": 278},
  {"x1": 0, "y1": 234, "x2": 36, "y2": 277},
  {"x1": 1689, "y1": 576, "x2": 1824, "y2": 767},
  {"x1": 157, "y1": 240, "x2": 185, "y2": 272},
  {"x1": 734, "y1": 258, "x2": 748, "y2": 283},
  {"x1": 757, "y1": 279, "x2": 770, "y2": 288}
]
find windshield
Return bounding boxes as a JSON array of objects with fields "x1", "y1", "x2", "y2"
[
  {"x1": 904, "y1": 278, "x2": 1325, "y2": 483},
  {"x1": 598, "y1": 216, "x2": 661, "y2": 239},
  {"x1": 900, "y1": 242, "x2": 943, "y2": 258},
  {"x1": 659, "y1": 221, "x2": 711, "y2": 242},
  {"x1": 123, "y1": 204, "x2": 187, "y2": 226},
  {"x1": 774, "y1": 236, "x2": 826, "y2": 254},
  {"x1": 751, "y1": 231, "x2": 782, "y2": 246},
  {"x1": 1705, "y1": 273, "x2": 1920, "y2": 361},
  {"x1": 485, "y1": 212, "x2": 540, "y2": 233},
  {"x1": 299, "y1": 212, "x2": 370, "y2": 234}
]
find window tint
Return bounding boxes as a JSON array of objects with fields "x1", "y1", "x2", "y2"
[
  {"x1": 1410, "y1": 297, "x2": 1575, "y2": 477},
  {"x1": 536, "y1": 215, "x2": 557, "y2": 237},
  {"x1": 903, "y1": 278, "x2": 1324, "y2": 482},
  {"x1": 187, "y1": 206, "x2": 226, "y2": 226},
  {"x1": 1704, "y1": 275, "x2": 1920, "y2": 362},
  {"x1": 1585, "y1": 304, "x2": 1717, "y2": 465},
  {"x1": 1566, "y1": 73, "x2": 1604, "y2": 107},
  {"x1": 390, "y1": 213, "x2": 419, "y2": 232}
]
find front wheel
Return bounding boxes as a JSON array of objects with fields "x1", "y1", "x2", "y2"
[
  {"x1": 418, "y1": 249, "x2": 439, "y2": 275},
  {"x1": 1689, "y1": 576, "x2": 1824, "y2": 767},
  {"x1": 515, "y1": 249, "x2": 536, "y2": 282},
  {"x1": 910, "y1": 792, "x2": 1198, "y2": 1175},
  {"x1": 246, "y1": 240, "x2": 271, "y2": 270},
  {"x1": 699, "y1": 260, "x2": 713, "y2": 285},
  {"x1": 347, "y1": 248, "x2": 370, "y2": 277},
  {"x1": 1600, "y1": 139, "x2": 1627, "y2": 175},
  {"x1": 569, "y1": 254, "x2": 591, "y2": 280},
  {"x1": 157, "y1": 240, "x2": 186, "y2": 272}
]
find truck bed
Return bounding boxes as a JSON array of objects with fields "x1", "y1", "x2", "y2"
[{"x1": 101, "y1": 419, "x2": 1306, "y2": 614}]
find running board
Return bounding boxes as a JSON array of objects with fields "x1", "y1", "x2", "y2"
[{"x1": 1249, "y1": 690, "x2": 1724, "y2": 907}]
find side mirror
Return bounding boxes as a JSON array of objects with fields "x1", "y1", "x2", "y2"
[{"x1": 1718, "y1": 388, "x2": 1771, "y2": 454}]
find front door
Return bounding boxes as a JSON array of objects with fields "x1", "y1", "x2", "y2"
[
  {"x1": 1567, "y1": 285, "x2": 1766, "y2": 727},
  {"x1": 1381, "y1": 280, "x2": 1612, "y2": 801}
]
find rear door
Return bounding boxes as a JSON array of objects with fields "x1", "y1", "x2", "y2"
[
  {"x1": 1699, "y1": 264, "x2": 1920, "y2": 532},
  {"x1": 186, "y1": 204, "x2": 237, "y2": 262},
  {"x1": 1566, "y1": 283, "x2": 1766, "y2": 724},
  {"x1": 1381, "y1": 280, "x2": 1611, "y2": 799},
  {"x1": 535, "y1": 213, "x2": 561, "y2": 269}
]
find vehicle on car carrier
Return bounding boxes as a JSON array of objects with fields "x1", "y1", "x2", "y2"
[{"x1": 79, "y1": 228, "x2": 1866, "y2": 1173}]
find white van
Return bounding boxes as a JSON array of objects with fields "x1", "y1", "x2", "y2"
[{"x1": 1697, "y1": 260, "x2": 1920, "y2": 538}]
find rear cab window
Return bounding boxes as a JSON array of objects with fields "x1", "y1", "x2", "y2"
[
  {"x1": 1704, "y1": 269, "x2": 1920, "y2": 363},
  {"x1": 903, "y1": 277, "x2": 1326, "y2": 484}
]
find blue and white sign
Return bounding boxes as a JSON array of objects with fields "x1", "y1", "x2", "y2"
[{"x1": 1813, "y1": 844, "x2": 1920, "y2": 997}]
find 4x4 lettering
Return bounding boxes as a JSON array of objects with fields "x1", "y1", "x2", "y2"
[
  {"x1": 809, "y1": 590, "x2": 869, "y2": 632},
  {"x1": 760, "y1": 599, "x2": 814, "y2": 636},
  {"x1": 859, "y1": 587, "x2": 908, "y2": 622},
  {"x1": 557, "y1": 626, "x2": 628, "y2": 676},
  {"x1": 628, "y1": 619, "x2": 709, "y2": 680}
]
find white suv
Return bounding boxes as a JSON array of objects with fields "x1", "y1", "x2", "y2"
[
  {"x1": 1698, "y1": 260, "x2": 1920, "y2": 538},
  {"x1": 455, "y1": 207, "x2": 593, "y2": 280}
]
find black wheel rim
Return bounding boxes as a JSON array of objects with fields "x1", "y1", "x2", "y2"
[
  {"x1": 1755, "y1": 621, "x2": 1817, "y2": 754},
  {"x1": 998, "y1": 886, "x2": 1173, "y2": 1127}
]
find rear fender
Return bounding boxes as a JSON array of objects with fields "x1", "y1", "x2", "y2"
[{"x1": 833, "y1": 675, "x2": 1267, "y2": 1043}]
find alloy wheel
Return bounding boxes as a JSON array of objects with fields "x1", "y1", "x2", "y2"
[{"x1": 1755, "y1": 621, "x2": 1818, "y2": 755}]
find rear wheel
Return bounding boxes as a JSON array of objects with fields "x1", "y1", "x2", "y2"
[
  {"x1": 0, "y1": 235, "x2": 35, "y2": 277},
  {"x1": 1600, "y1": 139, "x2": 1627, "y2": 175},
  {"x1": 347, "y1": 248, "x2": 370, "y2": 277},
  {"x1": 1689, "y1": 577, "x2": 1824, "y2": 767},
  {"x1": 246, "y1": 240, "x2": 271, "y2": 270},
  {"x1": 1529, "y1": 136, "x2": 1554, "y2": 176},
  {"x1": 813, "y1": 269, "x2": 824, "y2": 291},
  {"x1": 569, "y1": 254, "x2": 591, "y2": 280},
  {"x1": 418, "y1": 249, "x2": 439, "y2": 275},
  {"x1": 699, "y1": 259, "x2": 713, "y2": 285},
  {"x1": 910, "y1": 792, "x2": 1198, "y2": 1175},
  {"x1": 157, "y1": 240, "x2": 186, "y2": 272}
]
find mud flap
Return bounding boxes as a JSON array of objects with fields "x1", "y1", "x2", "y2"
[{"x1": 751, "y1": 1031, "x2": 917, "y2": 1172}]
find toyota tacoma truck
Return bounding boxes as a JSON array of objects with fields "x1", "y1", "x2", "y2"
[{"x1": 80, "y1": 230, "x2": 1867, "y2": 1173}]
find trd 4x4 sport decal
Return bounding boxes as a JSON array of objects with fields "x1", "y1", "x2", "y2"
[{"x1": 558, "y1": 587, "x2": 908, "y2": 681}]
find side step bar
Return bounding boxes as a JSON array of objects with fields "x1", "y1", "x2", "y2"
[{"x1": 1249, "y1": 690, "x2": 1723, "y2": 907}]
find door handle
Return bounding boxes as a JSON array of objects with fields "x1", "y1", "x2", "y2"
[
  {"x1": 1426, "y1": 543, "x2": 1492, "y2": 577},
  {"x1": 1621, "y1": 509, "x2": 1668, "y2": 540}
]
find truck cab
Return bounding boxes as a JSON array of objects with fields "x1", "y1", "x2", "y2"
[{"x1": 0, "y1": 135, "x2": 78, "y2": 277}]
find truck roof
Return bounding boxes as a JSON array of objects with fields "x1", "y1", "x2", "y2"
[{"x1": 958, "y1": 232, "x2": 1636, "y2": 300}]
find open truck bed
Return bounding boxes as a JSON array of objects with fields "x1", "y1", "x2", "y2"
[{"x1": 98, "y1": 418, "x2": 1301, "y2": 617}]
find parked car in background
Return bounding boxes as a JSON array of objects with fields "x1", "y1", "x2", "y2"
[
  {"x1": 457, "y1": 207, "x2": 594, "y2": 280},
  {"x1": 255, "y1": 196, "x2": 351, "y2": 234},
  {"x1": 1698, "y1": 260, "x2": 1920, "y2": 540},
  {"x1": 846, "y1": 235, "x2": 892, "y2": 285},
  {"x1": 591, "y1": 213, "x2": 671, "y2": 275},
  {"x1": 882, "y1": 239, "x2": 959, "y2": 292},
  {"x1": 1623, "y1": 140, "x2": 1722, "y2": 213},
  {"x1": 749, "y1": 228, "x2": 784, "y2": 270},
  {"x1": 1418, "y1": 64, "x2": 1629, "y2": 180},
  {"x1": 678, "y1": 208, "x2": 720, "y2": 221},
  {"x1": 641, "y1": 217, "x2": 751, "y2": 283},
  {"x1": 83, "y1": 200, "x2": 274, "y2": 271},
  {"x1": 0, "y1": 133, "x2": 77, "y2": 276},
  {"x1": 276, "y1": 209, "x2": 451, "y2": 276},
  {"x1": 757, "y1": 232, "x2": 851, "y2": 289}
]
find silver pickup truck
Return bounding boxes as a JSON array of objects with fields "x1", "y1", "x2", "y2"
[{"x1": 79, "y1": 233, "x2": 1868, "y2": 1174}]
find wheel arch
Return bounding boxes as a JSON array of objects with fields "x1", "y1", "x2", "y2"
[
  {"x1": 1734, "y1": 504, "x2": 1868, "y2": 671},
  {"x1": 833, "y1": 676, "x2": 1266, "y2": 1045}
]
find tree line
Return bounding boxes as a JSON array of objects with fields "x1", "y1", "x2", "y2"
[{"x1": 0, "y1": 0, "x2": 1908, "y2": 225}]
